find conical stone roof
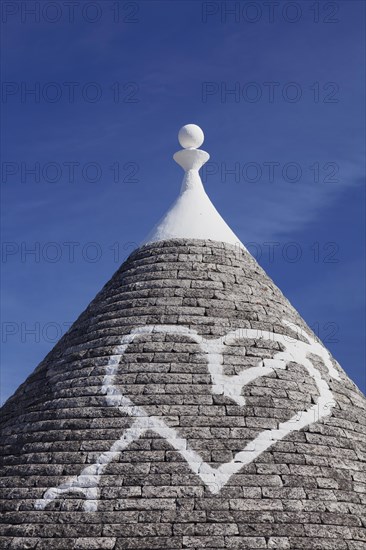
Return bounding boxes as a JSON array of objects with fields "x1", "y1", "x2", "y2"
[{"x1": 1, "y1": 125, "x2": 365, "y2": 550}]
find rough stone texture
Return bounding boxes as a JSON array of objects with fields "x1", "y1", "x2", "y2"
[{"x1": 1, "y1": 239, "x2": 365, "y2": 550}]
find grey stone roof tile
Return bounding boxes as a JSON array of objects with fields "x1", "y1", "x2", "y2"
[{"x1": 1, "y1": 239, "x2": 365, "y2": 549}]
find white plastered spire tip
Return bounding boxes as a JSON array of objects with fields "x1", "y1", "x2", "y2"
[
  {"x1": 178, "y1": 124, "x2": 204, "y2": 149},
  {"x1": 143, "y1": 124, "x2": 246, "y2": 250}
]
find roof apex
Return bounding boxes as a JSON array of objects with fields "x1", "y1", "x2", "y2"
[{"x1": 143, "y1": 124, "x2": 245, "y2": 249}]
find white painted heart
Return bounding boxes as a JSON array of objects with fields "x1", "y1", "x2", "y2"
[{"x1": 35, "y1": 319, "x2": 340, "y2": 512}]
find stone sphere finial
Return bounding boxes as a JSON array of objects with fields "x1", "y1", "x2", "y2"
[{"x1": 178, "y1": 124, "x2": 204, "y2": 149}]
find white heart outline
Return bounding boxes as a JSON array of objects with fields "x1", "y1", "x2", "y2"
[{"x1": 35, "y1": 319, "x2": 340, "y2": 512}]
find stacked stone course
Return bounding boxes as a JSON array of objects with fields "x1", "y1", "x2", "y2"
[{"x1": 1, "y1": 240, "x2": 365, "y2": 549}]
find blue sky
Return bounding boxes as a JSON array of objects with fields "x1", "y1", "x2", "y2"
[{"x1": 1, "y1": 0, "x2": 365, "y2": 402}]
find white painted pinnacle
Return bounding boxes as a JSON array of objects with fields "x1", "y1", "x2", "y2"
[{"x1": 143, "y1": 124, "x2": 245, "y2": 249}]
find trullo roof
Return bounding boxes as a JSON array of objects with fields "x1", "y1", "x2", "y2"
[{"x1": 1, "y1": 124, "x2": 365, "y2": 550}]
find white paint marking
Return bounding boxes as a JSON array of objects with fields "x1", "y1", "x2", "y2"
[{"x1": 35, "y1": 320, "x2": 340, "y2": 510}]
